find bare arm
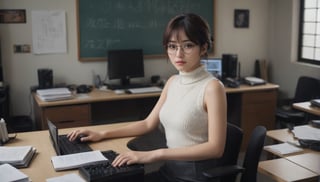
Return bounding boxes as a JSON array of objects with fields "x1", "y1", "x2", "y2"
[{"x1": 67, "y1": 76, "x2": 174, "y2": 142}]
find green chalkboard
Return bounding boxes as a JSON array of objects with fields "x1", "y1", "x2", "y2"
[{"x1": 77, "y1": 0, "x2": 214, "y2": 61}]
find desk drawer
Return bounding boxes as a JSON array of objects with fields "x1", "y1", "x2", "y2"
[
  {"x1": 242, "y1": 90, "x2": 277, "y2": 104},
  {"x1": 44, "y1": 104, "x2": 90, "y2": 128}
]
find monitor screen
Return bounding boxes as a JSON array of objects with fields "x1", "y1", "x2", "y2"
[
  {"x1": 107, "y1": 49, "x2": 144, "y2": 86},
  {"x1": 201, "y1": 58, "x2": 222, "y2": 80}
]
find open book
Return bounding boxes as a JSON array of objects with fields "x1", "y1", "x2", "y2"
[{"x1": 51, "y1": 150, "x2": 108, "y2": 171}]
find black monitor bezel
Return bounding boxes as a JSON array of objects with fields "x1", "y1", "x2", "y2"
[{"x1": 107, "y1": 49, "x2": 144, "y2": 86}]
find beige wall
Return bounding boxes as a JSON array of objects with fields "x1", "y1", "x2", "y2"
[{"x1": 2, "y1": 0, "x2": 318, "y2": 118}]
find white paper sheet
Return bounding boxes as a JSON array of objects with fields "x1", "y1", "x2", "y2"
[
  {"x1": 51, "y1": 150, "x2": 108, "y2": 171},
  {"x1": 31, "y1": 10, "x2": 67, "y2": 54},
  {"x1": 264, "y1": 142, "x2": 303, "y2": 155},
  {"x1": 0, "y1": 164, "x2": 29, "y2": 182}
]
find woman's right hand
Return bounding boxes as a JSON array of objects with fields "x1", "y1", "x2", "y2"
[{"x1": 67, "y1": 129, "x2": 104, "y2": 142}]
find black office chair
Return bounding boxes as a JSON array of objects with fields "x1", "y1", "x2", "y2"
[
  {"x1": 128, "y1": 123, "x2": 243, "y2": 182},
  {"x1": 203, "y1": 125, "x2": 267, "y2": 182},
  {"x1": 276, "y1": 76, "x2": 320, "y2": 128},
  {"x1": 127, "y1": 125, "x2": 167, "y2": 151}
]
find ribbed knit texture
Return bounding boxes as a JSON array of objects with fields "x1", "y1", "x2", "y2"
[{"x1": 159, "y1": 66, "x2": 215, "y2": 148}]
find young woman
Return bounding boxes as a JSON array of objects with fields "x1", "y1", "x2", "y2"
[{"x1": 68, "y1": 13, "x2": 227, "y2": 182}]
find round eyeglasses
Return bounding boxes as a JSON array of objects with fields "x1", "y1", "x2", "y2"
[{"x1": 166, "y1": 42, "x2": 197, "y2": 55}]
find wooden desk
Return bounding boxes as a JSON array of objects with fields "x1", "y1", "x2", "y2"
[
  {"x1": 6, "y1": 122, "x2": 133, "y2": 182},
  {"x1": 259, "y1": 127, "x2": 320, "y2": 181},
  {"x1": 286, "y1": 153, "x2": 320, "y2": 175},
  {"x1": 33, "y1": 89, "x2": 160, "y2": 129},
  {"x1": 259, "y1": 158, "x2": 318, "y2": 182},
  {"x1": 293, "y1": 102, "x2": 320, "y2": 116},
  {"x1": 33, "y1": 83, "x2": 279, "y2": 149},
  {"x1": 267, "y1": 128, "x2": 298, "y2": 143}
]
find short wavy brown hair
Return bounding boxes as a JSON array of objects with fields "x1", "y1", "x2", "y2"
[{"x1": 163, "y1": 13, "x2": 213, "y2": 58}]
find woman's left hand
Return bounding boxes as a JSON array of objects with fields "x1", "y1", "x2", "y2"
[{"x1": 112, "y1": 150, "x2": 160, "y2": 167}]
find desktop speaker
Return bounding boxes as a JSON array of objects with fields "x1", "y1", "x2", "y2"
[
  {"x1": 38, "y1": 69, "x2": 53, "y2": 89},
  {"x1": 222, "y1": 54, "x2": 238, "y2": 80}
]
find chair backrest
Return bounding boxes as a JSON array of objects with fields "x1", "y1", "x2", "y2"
[
  {"x1": 293, "y1": 76, "x2": 320, "y2": 103},
  {"x1": 218, "y1": 123, "x2": 243, "y2": 182},
  {"x1": 240, "y1": 125, "x2": 266, "y2": 182}
]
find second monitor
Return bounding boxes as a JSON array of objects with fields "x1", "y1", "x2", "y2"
[
  {"x1": 201, "y1": 58, "x2": 222, "y2": 80},
  {"x1": 107, "y1": 49, "x2": 145, "y2": 89}
]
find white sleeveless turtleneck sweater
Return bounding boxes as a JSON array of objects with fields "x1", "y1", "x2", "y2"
[{"x1": 159, "y1": 66, "x2": 216, "y2": 148}]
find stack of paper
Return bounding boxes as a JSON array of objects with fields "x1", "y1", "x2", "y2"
[
  {"x1": 264, "y1": 142, "x2": 303, "y2": 156},
  {"x1": 51, "y1": 150, "x2": 108, "y2": 171},
  {"x1": 0, "y1": 146, "x2": 36, "y2": 168},
  {"x1": 0, "y1": 163, "x2": 30, "y2": 182},
  {"x1": 36, "y1": 88, "x2": 73, "y2": 101}
]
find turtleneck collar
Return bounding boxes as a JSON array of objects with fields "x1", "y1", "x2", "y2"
[{"x1": 179, "y1": 65, "x2": 210, "y2": 85}]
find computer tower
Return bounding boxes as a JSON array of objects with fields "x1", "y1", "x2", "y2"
[
  {"x1": 0, "y1": 66, "x2": 3, "y2": 82},
  {"x1": 38, "y1": 69, "x2": 53, "y2": 89},
  {"x1": 222, "y1": 54, "x2": 238, "y2": 80}
]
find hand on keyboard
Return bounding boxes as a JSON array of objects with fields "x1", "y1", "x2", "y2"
[{"x1": 79, "y1": 150, "x2": 144, "y2": 182}]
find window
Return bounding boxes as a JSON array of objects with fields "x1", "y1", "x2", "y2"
[{"x1": 298, "y1": 0, "x2": 320, "y2": 65}]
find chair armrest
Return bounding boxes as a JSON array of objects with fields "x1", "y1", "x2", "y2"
[
  {"x1": 202, "y1": 165, "x2": 245, "y2": 178},
  {"x1": 276, "y1": 108, "x2": 305, "y2": 118}
]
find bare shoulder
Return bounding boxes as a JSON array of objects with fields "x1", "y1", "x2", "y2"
[{"x1": 205, "y1": 79, "x2": 225, "y2": 94}]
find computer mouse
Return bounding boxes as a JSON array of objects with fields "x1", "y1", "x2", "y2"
[{"x1": 125, "y1": 89, "x2": 132, "y2": 94}]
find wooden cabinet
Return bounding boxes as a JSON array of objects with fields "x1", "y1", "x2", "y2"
[
  {"x1": 240, "y1": 90, "x2": 277, "y2": 149},
  {"x1": 36, "y1": 104, "x2": 91, "y2": 129},
  {"x1": 226, "y1": 87, "x2": 278, "y2": 150}
]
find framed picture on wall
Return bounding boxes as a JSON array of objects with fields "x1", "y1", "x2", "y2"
[
  {"x1": 234, "y1": 9, "x2": 249, "y2": 28},
  {"x1": 0, "y1": 9, "x2": 26, "y2": 23}
]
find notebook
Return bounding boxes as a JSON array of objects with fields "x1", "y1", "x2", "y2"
[{"x1": 47, "y1": 120, "x2": 92, "y2": 155}]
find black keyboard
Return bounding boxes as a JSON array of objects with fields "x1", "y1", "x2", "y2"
[
  {"x1": 79, "y1": 150, "x2": 144, "y2": 182},
  {"x1": 59, "y1": 135, "x2": 92, "y2": 155}
]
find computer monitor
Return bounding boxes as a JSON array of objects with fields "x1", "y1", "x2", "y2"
[
  {"x1": 201, "y1": 58, "x2": 222, "y2": 80},
  {"x1": 107, "y1": 49, "x2": 144, "y2": 87}
]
